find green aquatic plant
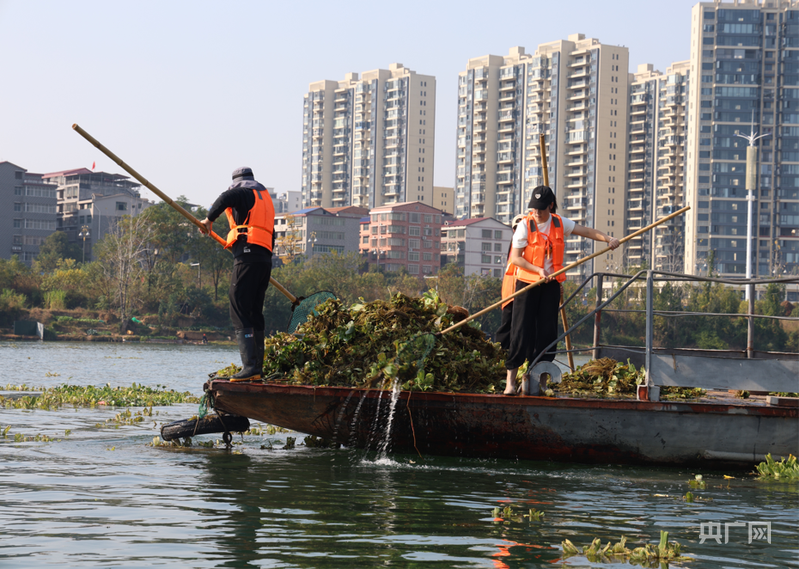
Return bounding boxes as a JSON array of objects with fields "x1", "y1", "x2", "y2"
[
  {"x1": 216, "y1": 293, "x2": 505, "y2": 393},
  {"x1": 756, "y1": 453, "x2": 799, "y2": 481},
  {"x1": 688, "y1": 474, "x2": 706, "y2": 489},
  {"x1": 561, "y1": 531, "x2": 686, "y2": 566},
  {"x1": 1, "y1": 383, "x2": 198, "y2": 410},
  {"x1": 491, "y1": 505, "x2": 544, "y2": 524},
  {"x1": 555, "y1": 358, "x2": 644, "y2": 398}
]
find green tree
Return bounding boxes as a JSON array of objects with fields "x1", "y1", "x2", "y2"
[
  {"x1": 34, "y1": 231, "x2": 82, "y2": 273},
  {"x1": 40, "y1": 259, "x2": 92, "y2": 309},
  {"x1": 92, "y1": 214, "x2": 155, "y2": 331}
]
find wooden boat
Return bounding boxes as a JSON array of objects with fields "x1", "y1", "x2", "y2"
[
  {"x1": 175, "y1": 271, "x2": 799, "y2": 468},
  {"x1": 201, "y1": 374, "x2": 797, "y2": 468}
]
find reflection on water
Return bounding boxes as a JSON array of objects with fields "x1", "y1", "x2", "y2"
[{"x1": 0, "y1": 342, "x2": 797, "y2": 568}]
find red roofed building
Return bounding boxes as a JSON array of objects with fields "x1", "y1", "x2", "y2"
[{"x1": 359, "y1": 201, "x2": 445, "y2": 275}]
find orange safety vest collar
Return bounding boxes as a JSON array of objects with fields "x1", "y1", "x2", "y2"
[
  {"x1": 224, "y1": 188, "x2": 275, "y2": 252},
  {"x1": 514, "y1": 213, "x2": 566, "y2": 284}
]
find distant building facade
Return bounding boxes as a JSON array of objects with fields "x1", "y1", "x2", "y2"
[
  {"x1": 274, "y1": 191, "x2": 302, "y2": 214},
  {"x1": 457, "y1": 37, "x2": 630, "y2": 281},
  {"x1": 0, "y1": 161, "x2": 58, "y2": 264},
  {"x1": 359, "y1": 202, "x2": 444, "y2": 275},
  {"x1": 274, "y1": 206, "x2": 368, "y2": 259},
  {"x1": 42, "y1": 168, "x2": 152, "y2": 262},
  {"x1": 684, "y1": 0, "x2": 799, "y2": 278},
  {"x1": 624, "y1": 61, "x2": 690, "y2": 272},
  {"x1": 302, "y1": 63, "x2": 436, "y2": 210},
  {"x1": 440, "y1": 217, "x2": 513, "y2": 277}
]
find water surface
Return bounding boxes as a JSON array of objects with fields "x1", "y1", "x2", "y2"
[{"x1": 0, "y1": 342, "x2": 796, "y2": 568}]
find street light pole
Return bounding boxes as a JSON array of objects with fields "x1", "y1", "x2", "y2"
[
  {"x1": 190, "y1": 262, "x2": 201, "y2": 288},
  {"x1": 735, "y1": 125, "x2": 770, "y2": 301},
  {"x1": 79, "y1": 225, "x2": 90, "y2": 263}
]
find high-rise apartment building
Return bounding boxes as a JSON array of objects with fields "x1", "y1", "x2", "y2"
[
  {"x1": 301, "y1": 64, "x2": 435, "y2": 211},
  {"x1": 457, "y1": 36, "x2": 629, "y2": 280},
  {"x1": 684, "y1": 0, "x2": 799, "y2": 277},
  {"x1": 624, "y1": 61, "x2": 690, "y2": 272},
  {"x1": 0, "y1": 161, "x2": 58, "y2": 264}
]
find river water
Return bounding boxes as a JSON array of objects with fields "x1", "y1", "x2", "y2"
[{"x1": 0, "y1": 341, "x2": 796, "y2": 568}]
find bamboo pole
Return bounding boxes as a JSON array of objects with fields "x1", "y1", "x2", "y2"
[
  {"x1": 72, "y1": 123, "x2": 298, "y2": 305},
  {"x1": 539, "y1": 133, "x2": 575, "y2": 371},
  {"x1": 440, "y1": 206, "x2": 691, "y2": 336}
]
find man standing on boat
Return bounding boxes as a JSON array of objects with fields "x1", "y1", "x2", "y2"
[
  {"x1": 503, "y1": 186, "x2": 619, "y2": 395},
  {"x1": 199, "y1": 167, "x2": 275, "y2": 382}
]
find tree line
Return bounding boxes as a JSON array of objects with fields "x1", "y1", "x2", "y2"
[{"x1": 0, "y1": 201, "x2": 796, "y2": 353}]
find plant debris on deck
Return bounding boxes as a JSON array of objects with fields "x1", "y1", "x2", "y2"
[
  {"x1": 213, "y1": 293, "x2": 709, "y2": 399},
  {"x1": 552, "y1": 358, "x2": 706, "y2": 400},
  {"x1": 256, "y1": 292, "x2": 507, "y2": 393}
]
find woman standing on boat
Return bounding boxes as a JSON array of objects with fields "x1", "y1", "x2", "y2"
[{"x1": 503, "y1": 186, "x2": 619, "y2": 395}]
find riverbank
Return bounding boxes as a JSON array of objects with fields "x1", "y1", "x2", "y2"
[
  {"x1": 0, "y1": 333, "x2": 235, "y2": 345},
  {"x1": 4, "y1": 307, "x2": 234, "y2": 344}
]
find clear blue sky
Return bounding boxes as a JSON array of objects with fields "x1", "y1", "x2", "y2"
[{"x1": 1, "y1": 0, "x2": 701, "y2": 208}]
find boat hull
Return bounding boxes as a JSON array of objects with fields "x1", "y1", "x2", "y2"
[{"x1": 206, "y1": 380, "x2": 797, "y2": 467}]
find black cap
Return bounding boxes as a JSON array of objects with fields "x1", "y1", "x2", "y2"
[
  {"x1": 232, "y1": 167, "x2": 254, "y2": 181},
  {"x1": 528, "y1": 185, "x2": 555, "y2": 210}
]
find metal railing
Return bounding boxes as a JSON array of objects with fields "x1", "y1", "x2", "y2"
[{"x1": 532, "y1": 270, "x2": 799, "y2": 372}]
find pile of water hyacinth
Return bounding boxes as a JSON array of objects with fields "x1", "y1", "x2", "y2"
[{"x1": 251, "y1": 291, "x2": 506, "y2": 393}]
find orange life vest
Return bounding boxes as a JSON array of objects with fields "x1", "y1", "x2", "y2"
[
  {"x1": 224, "y1": 188, "x2": 275, "y2": 251},
  {"x1": 514, "y1": 213, "x2": 566, "y2": 284},
  {"x1": 501, "y1": 260, "x2": 516, "y2": 309}
]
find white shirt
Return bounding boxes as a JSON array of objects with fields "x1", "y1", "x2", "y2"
[{"x1": 512, "y1": 214, "x2": 576, "y2": 273}]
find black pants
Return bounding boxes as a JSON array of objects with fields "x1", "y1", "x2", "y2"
[
  {"x1": 229, "y1": 261, "x2": 272, "y2": 331},
  {"x1": 495, "y1": 302, "x2": 513, "y2": 351},
  {"x1": 505, "y1": 279, "x2": 560, "y2": 370}
]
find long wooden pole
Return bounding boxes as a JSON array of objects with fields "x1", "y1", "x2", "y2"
[
  {"x1": 539, "y1": 134, "x2": 575, "y2": 371},
  {"x1": 440, "y1": 205, "x2": 691, "y2": 336},
  {"x1": 72, "y1": 123, "x2": 298, "y2": 305}
]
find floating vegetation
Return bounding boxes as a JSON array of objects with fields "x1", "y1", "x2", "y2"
[
  {"x1": 561, "y1": 531, "x2": 687, "y2": 567},
  {"x1": 491, "y1": 505, "x2": 544, "y2": 523},
  {"x1": 755, "y1": 453, "x2": 799, "y2": 481},
  {"x1": 218, "y1": 292, "x2": 506, "y2": 393},
  {"x1": 103, "y1": 407, "x2": 156, "y2": 427},
  {"x1": 303, "y1": 435, "x2": 335, "y2": 448},
  {"x1": 245, "y1": 424, "x2": 292, "y2": 436},
  {"x1": 1, "y1": 383, "x2": 199, "y2": 410},
  {"x1": 688, "y1": 474, "x2": 707, "y2": 489},
  {"x1": 283, "y1": 436, "x2": 296, "y2": 450},
  {"x1": 554, "y1": 358, "x2": 643, "y2": 398}
]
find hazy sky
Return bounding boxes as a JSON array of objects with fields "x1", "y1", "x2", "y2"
[{"x1": 1, "y1": 0, "x2": 702, "y2": 208}]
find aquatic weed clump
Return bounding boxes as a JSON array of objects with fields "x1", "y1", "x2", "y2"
[
  {"x1": 755, "y1": 453, "x2": 799, "y2": 481},
  {"x1": 553, "y1": 358, "x2": 705, "y2": 400},
  {"x1": 258, "y1": 292, "x2": 506, "y2": 393},
  {"x1": 553, "y1": 358, "x2": 643, "y2": 398},
  {"x1": 0, "y1": 383, "x2": 199, "y2": 410}
]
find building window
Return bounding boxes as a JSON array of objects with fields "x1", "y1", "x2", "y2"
[
  {"x1": 482, "y1": 242, "x2": 492, "y2": 251},
  {"x1": 116, "y1": 202, "x2": 128, "y2": 211},
  {"x1": 482, "y1": 229, "x2": 492, "y2": 238},
  {"x1": 481, "y1": 254, "x2": 492, "y2": 264}
]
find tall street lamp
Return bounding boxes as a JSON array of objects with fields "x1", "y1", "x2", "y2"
[
  {"x1": 78, "y1": 225, "x2": 90, "y2": 263},
  {"x1": 190, "y1": 262, "x2": 201, "y2": 288},
  {"x1": 735, "y1": 125, "x2": 771, "y2": 301}
]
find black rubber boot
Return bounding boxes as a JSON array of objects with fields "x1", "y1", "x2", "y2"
[
  {"x1": 230, "y1": 328, "x2": 260, "y2": 382},
  {"x1": 254, "y1": 329, "x2": 265, "y2": 379}
]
